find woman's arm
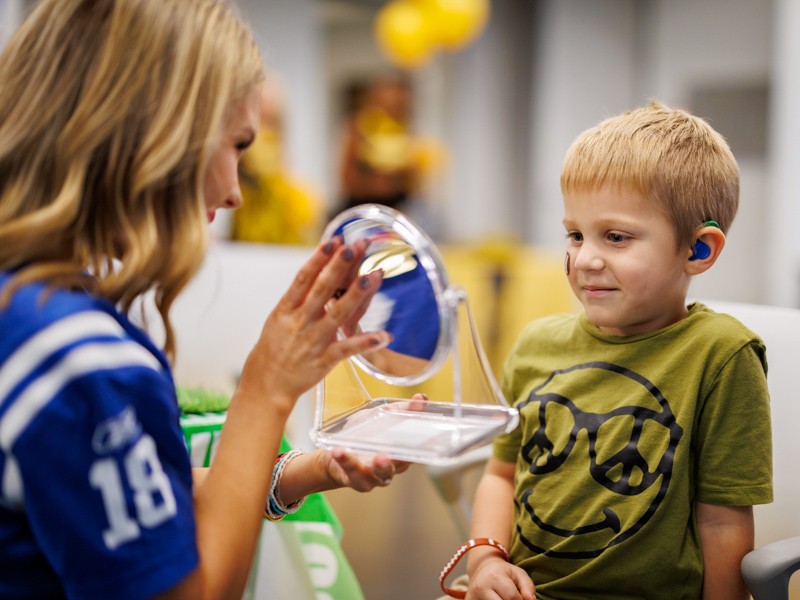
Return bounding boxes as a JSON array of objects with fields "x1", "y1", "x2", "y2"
[
  {"x1": 697, "y1": 501, "x2": 754, "y2": 600},
  {"x1": 155, "y1": 238, "x2": 389, "y2": 600}
]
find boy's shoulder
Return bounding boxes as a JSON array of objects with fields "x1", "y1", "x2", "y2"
[
  {"x1": 508, "y1": 312, "x2": 582, "y2": 356},
  {"x1": 683, "y1": 302, "x2": 765, "y2": 350}
]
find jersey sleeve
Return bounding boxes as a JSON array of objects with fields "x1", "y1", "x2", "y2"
[
  {"x1": 694, "y1": 340, "x2": 773, "y2": 506},
  {"x1": 9, "y1": 355, "x2": 198, "y2": 600}
]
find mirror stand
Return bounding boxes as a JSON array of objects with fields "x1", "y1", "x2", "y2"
[{"x1": 311, "y1": 284, "x2": 518, "y2": 465}]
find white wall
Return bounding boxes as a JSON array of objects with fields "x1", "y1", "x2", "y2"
[
  {"x1": 0, "y1": 0, "x2": 22, "y2": 49},
  {"x1": 527, "y1": 0, "x2": 638, "y2": 248},
  {"x1": 235, "y1": 0, "x2": 328, "y2": 194},
  {"x1": 437, "y1": 0, "x2": 534, "y2": 242},
  {"x1": 766, "y1": 0, "x2": 800, "y2": 307}
]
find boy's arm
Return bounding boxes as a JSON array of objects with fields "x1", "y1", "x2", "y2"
[
  {"x1": 466, "y1": 456, "x2": 536, "y2": 600},
  {"x1": 697, "y1": 501, "x2": 754, "y2": 600}
]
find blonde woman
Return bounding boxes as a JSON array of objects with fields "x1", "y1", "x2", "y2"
[{"x1": 0, "y1": 1, "x2": 406, "y2": 599}]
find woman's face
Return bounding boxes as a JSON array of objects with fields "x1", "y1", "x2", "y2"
[{"x1": 203, "y1": 89, "x2": 260, "y2": 222}]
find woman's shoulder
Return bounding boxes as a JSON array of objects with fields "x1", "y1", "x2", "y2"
[
  {"x1": 1, "y1": 275, "x2": 113, "y2": 338},
  {"x1": 0, "y1": 274, "x2": 165, "y2": 372}
]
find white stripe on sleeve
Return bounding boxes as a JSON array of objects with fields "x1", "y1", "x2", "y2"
[
  {"x1": 0, "y1": 312, "x2": 126, "y2": 407},
  {"x1": 0, "y1": 340, "x2": 162, "y2": 452}
]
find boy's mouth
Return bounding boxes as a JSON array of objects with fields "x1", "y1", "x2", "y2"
[{"x1": 582, "y1": 285, "x2": 616, "y2": 297}]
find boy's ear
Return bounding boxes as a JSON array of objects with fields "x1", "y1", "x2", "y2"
[{"x1": 684, "y1": 225, "x2": 726, "y2": 274}]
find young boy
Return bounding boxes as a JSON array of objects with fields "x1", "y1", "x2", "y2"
[{"x1": 454, "y1": 102, "x2": 773, "y2": 600}]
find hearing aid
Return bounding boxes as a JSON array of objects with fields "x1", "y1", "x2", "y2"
[{"x1": 688, "y1": 221, "x2": 719, "y2": 261}]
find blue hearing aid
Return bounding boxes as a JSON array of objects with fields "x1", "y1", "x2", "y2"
[{"x1": 689, "y1": 221, "x2": 719, "y2": 261}]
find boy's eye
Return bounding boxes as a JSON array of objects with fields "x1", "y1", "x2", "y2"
[
  {"x1": 608, "y1": 233, "x2": 627, "y2": 243},
  {"x1": 567, "y1": 232, "x2": 583, "y2": 242}
]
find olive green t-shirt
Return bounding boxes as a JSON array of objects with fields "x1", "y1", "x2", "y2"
[{"x1": 494, "y1": 303, "x2": 773, "y2": 600}]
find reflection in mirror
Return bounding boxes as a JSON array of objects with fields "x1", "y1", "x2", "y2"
[{"x1": 326, "y1": 208, "x2": 443, "y2": 382}]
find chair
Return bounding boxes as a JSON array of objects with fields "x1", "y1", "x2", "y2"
[
  {"x1": 703, "y1": 301, "x2": 800, "y2": 600},
  {"x1": 427, "y1": 300, "x2": 800, "y2": 599}
]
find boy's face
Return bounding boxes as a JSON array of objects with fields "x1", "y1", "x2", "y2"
[{"x1": 562, "y1": 185, "x2": 692, "y2": 337}]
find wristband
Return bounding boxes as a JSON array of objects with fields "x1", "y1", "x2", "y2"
[
  {"x1": 439, "y1": 538, "x2": 510, "y2": 599},
  {"x1": 264, "y1": 450, "x2": 306, "y2": 521}
]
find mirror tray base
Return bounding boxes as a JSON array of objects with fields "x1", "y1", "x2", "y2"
[{"x1": 311, "y1": 399, "x2": 518, "y2": 466}]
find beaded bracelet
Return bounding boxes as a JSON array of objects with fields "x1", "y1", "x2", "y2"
[
  {"x1": 264, "y1": 450, "x2": 306, "y2": 521},
  {"x1": 439, "y1": 538, "x2": 510, "y2": 599}
]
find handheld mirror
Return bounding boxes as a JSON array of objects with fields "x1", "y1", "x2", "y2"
[{"x1": 311, "y1": 204, "x2": 518, "y2": 465}]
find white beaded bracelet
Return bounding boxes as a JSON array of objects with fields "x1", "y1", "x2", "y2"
[{"x1": 264, "y1": 450, "x2": 306, "y2": 521}]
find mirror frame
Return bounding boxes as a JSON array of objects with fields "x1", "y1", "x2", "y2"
[{"x1": 321, "y1": 204, "x2": 454, "y2": 386}]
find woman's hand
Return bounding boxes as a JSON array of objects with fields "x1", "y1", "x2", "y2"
[
  {"x1": 277, "y1": 393, "x2": 427, "y2": 502},
  {"x1": 319, "y1": 448, "x2": 411, "y2": 492},
  {"x1": 237, "y1": 237, "x2": 388, "y2": 414},
  {"x1": 276, "y1": 447, "x2": 411, "y2": 503}
]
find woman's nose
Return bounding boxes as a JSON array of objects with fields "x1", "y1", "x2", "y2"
[{"x1": 223, "y1": 187, "x2": 243, "y2": 210}]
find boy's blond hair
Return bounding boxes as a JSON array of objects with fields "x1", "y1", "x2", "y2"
[
  {"x1": 560, "y1": 100, "x2": 739, "y2": 250},
  {"x1": 0, "y1": 0, "x2": 264, "y2": 359}
]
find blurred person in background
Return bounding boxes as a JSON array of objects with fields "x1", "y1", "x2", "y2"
[
  {"x1": 335, "y1": 72, "x2": 446, "y2": 234},
  {"x1": 232, "y1": 75, "x2": 323, "y2": 245}
]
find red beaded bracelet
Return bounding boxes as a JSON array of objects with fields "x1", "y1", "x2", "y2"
[{"x1": 439, "y1": 538, "x2": 510, "y2": 599}]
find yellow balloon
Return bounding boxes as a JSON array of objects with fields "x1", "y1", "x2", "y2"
[
  {"x1": 417, "y1": 0, "x2": 490, "y2": 51},
  {"x1": 375, "y1": 1, "x2": 434, "y2": 69}
]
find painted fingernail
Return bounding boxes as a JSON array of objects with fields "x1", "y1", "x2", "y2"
[
  {"x1": 342, "y1": 247, "x2": 354, "y2": 261},
  {"x1": 369, "y1": 333, "x2": 393, "y2": 348},
  {"x1": 359, "y1": 275, "x2": 371, "y2": 289},
  {"x1": 323, "y1": 242, "x2": 334, "y2": 255}
]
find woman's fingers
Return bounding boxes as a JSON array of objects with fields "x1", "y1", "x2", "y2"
[
  {"x1": 340, "y1": 269, "x2": 384, "y2": 336},
  {"x1": 322, "y1": 327, "x2": 393, "y2": 366},
  {"x1": 302, "y1": 238, "x2": 371, "y2": 319},
  {"x1": 246, "y1": 235, "x2": 389, "y2": 401},
  {"x1": 278, "y1": 237, "x2": 343, "y2": 310},
  {"x1": 329, "y1": 449, "x2": 410, "y2": 492}
]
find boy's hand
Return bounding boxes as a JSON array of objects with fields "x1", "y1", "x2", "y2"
[{"x1": 467, "y1": 559, "x2": 536, "y2": 600}]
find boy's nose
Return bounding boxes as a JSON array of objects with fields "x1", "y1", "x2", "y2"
[{"x1": 573, "y1": 243, "x2": 604, "y2": 271}]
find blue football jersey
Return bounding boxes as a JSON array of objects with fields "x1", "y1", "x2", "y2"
[{"x1": 0, "y1": 272, "x2": 198, "y2": 600}]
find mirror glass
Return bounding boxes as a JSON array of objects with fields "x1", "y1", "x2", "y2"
[{"x1": 322, "y1": 204, "x2": 452, "y2": 386}]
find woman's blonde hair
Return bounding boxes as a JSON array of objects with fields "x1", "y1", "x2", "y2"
[
  {"x1": 561, "y1": 100, "x2": 739, "y2": 250},
  {"x1": 0, "y1": 0, "x2": 264, "y2": 359}
]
